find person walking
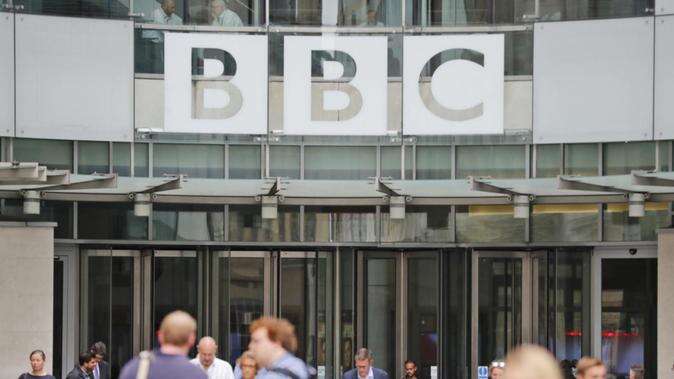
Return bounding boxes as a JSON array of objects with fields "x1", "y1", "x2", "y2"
[
  {"x1": 191, "y1": 336, "x2": 235, "y2": 379},
  {"x1": 502, "y1": 345, "x2": 562, "y2": 379},
  {"x1": 89, "y1": 342, "x2": 110, "y2": 379},
  {"x1": 235, "y1": 351, "x2": 258, "y2": 379},
  {"x1": 247, "y1": 316, "x2": 312, "y2": 379},
  {"x1": 18, "y1": 350, "x2": 56, "y2": 379},
  {"x1": 574, "y1": 357, "x2": 607, "y2": 379},
  {"x1": 66, "y1": 352, "x2": 98, "y2": 379},
  {"x1": 342, "y1": 348, "x2": 389, "y2": 379},
  {"x1": 118, "y1": 310, "x2": 207, "y2": 379}
]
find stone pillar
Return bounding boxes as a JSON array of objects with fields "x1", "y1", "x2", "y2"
[
  {"x1": 658, "y1": 229, "x2": 674, "y2": 379},
  {"x1": 0, "y1": 222, "x2": 55, "y2": 379}
]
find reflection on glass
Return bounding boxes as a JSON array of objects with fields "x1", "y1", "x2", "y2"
[
  {"x1": 134, "y1": 143, "x2": 150, "y2": 177},
  {"x1": 219, "y1": 255, "x2": 265, "y2": 363},
  {"x1": 603, "y1": 142, "x2": 655, "y2": 175},
  {"x1": 270, "y1": 0, "x2": 401, "y2": 26},
  {"x1": 478, "y1": 257, "x2": 522, "y2": 367},
  {"x1": 270, "y1": 145, "x2": 301, "y2": 179},
  {"x1": 554, "y1": 250, "x2": 588, "y2": 364},
  {"x1": 365, "y1": 257, "x2": 396, "y2": 377},
  {"x1": 340, "y1": 249, "x2": 355, "y2": 375},
  {"x1": 153, "y1": 252, "x2": 199, "y2": 352},
  {"x1": 153, "y1": 143, "x2": 224, "y2": 178},
  {"x1": 78, "y1": 202, "x2": 148, "y2": 240},
  {"x1": 305, "y1": 206, "x2": 377, "y2": 242},
  {"x1": 280, "y1": 257, "x2": 317, "y2": 366},
  {"x1": 229, "y1": 205, "x2": 300, "y2": 242},
  {"x1": 304, "y1": 146, "x2": 376, "y2": 180},
  {"x1": 382, "y1": 206, "x2": 452, "y2": 242},
  {"x1": 229, "y1": 145, "x2": 261, "y2": 179},
  {"x1": 456, "y1": 145, "x2": 525, "y2": 179},
  {"x1": 603, "y1": 203, "x2": 671, "y2": 241},
  {"x1": 416, "y1": 146, "x2": 451, "y2": 179},
  {"x1": 601, "y1": 259, "x2": 657, "y2": 378},
  {"x1": 3, "y1": 200, "x2": 74, "y2": 239},
  {"x1": 317, "y1": 254, "x2": 334, "y2": 376},
  {"x1": 531, "y1": 204, "x2": 599, "y2": 242},
  {"x1": 153, "y1": 203, "x2": 224, "y2": 241},
  {"x1": 408, "y1": 256, "x2": 438, "y2": 379},
  {"x1": 456, "y1": 205, "x2": 525, "y2": 242},
  {"x1": 13, "y1": 0, "x2": 129, "y2": 18},
  {"x1": 134, "y1": 0, "x2": 264, "y2": 26},
  {"x1": 441, "y1": 250, "x2": 468, "y2": 379},
  {"x1": 381, "y1": 146, "x2": 403, "y2": 179},
  {"x1": 53, "y1": 259, "x2": 64, "y2": 379},
  {"x1": 564, "y1": 144, "x2": 598, "y2": 176},
  {"x1": 78, "y1": 141, "x2": 109, "y2": 175},
  {"x1": 13, "y1": 138, "x2": 73, "y2": 172},
  {"x1": 658, "y1": 141, "x2": 670, "y2": 172},
  {"x1": 535, "y1": 144, "x2": 561, "y2": 178},
  {"x1": 113, "y1": 142, "x2": 131, "y2": 177}
]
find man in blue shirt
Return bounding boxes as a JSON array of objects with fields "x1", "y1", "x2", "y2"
[
  {"x1": 247, "y1": 317, "x2": 312, "y2": 379},
  {"x1": 118, "y1": 310, "x2": 207, "y2": 379},
  {"x1": 342, "y1": 348, "x2": 389, "y2": 379}
]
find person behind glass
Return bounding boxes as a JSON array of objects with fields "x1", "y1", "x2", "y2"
[
  {"x1": 234, "y1": 351, "x2": 258, "y2": 379},
  {"x1": 143, "y1": 0, "x2": 183, "y2": 42},
  {"x1": 403, "y1": 360, "x2": 418, "y2": 379},
  {"x1": 190, "y1": 336, "x2": 235, "y2": 379},
  {"x1": 66, "y1": 352, "x2": 98, "y2": 379},
  {"x1": 118, "y1": 310, "x2": 207, "y2": 379},
  {"x1": 574, "y1": 357, "x2": 607, "y2": 379},
  {"x1": 629, "y1": 364, "x2": 644, "y2": 379},
  {"x1": 89, "y1": 342, "x2": 110, "y2": 379},
  {"x1": 247, "y1": 316, "x2": 312, "y2": 379},
  {"x1": 490, "y1": 359, "x2": 505, "y2": 379},
  {"x1": 502, "y1": 345, "x2": 562, "y2": 379},
  {"x1": 359, "y1": 8, "x2": 383, "y2": 26},
  {"x1": 343, "y1": 348, "x2": 389, "y2": 379},
  {"x1": 210, "y1": 0, "x2": 243, "y2": 27},
  {"x1": 19, "y1": 350, "x2": 56, "y2": 379}
]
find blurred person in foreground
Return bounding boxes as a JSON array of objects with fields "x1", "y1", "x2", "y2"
[
  {"x1": 247, "y1": 316, "x2": 312, "y2": 379},
  {"x1": 490, "y1": 359, "x2": 505, "y2": 379},
  {"x1": 502, "y1": 345, "x2": 562, "y2": 379}
]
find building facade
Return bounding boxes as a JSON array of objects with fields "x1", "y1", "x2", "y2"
[{"x1": 1, "y1": 0, "x2": 674, "y2": 378}]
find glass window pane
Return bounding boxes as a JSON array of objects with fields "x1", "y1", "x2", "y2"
[
  {"x1": 135, "y1": 29, "x2": 165, "y2": 74},
  {"x1": 365, "y1": 257, "x2": 396, "y2": 376},
  {"x1": 2, "y1": 199, "x2": 73, "y2": 239},
  {"x1": 456, "y1": 205, "x2": 525, "y2": 242},
  {"x1": 408, "y1": 256, "x2": 439, "y2": 378},
  {"x1": 229, "y1": 145, "x2": 261, "y2": 179},
  {"x1": 416, "y1": 146, "x2": 451, "y2": 179},
  {"x1": 229, "y1": 205, "x2": 300, "y2": 242},
  {"x1": 271, "y1": 0, "x2": 401, "y2": 26},
  {"x1": 135, "y1": 143, "x2": 149, "y2": 177},
  {"x1": 531, "y1": 204, "x2": 599, "y2": 242},
  {"x1": 404, "y1": 145, "x2": 413, "y2": 180},
  {"x1": 280, "y1": 257, "x2": 317, "y2": 365},
  {"x1": 305, "y1": 146, "x2": 376, "y2": 180},
  {"x1": 153, "y1": 204, "x2": 224, "y2": 241},
  {"x1": 339, "y1": 249, "x2": 356, "y2": 375},
  {"x1": 442, "y1": 250, "x2": 469, "y2": 379},
  {"x1": 270, "y1": 145, "x2": 301, "y2": 179},
  {"x1": 554, "y1": 249, "x2": 589, "y2": 365},
  {"x1": 78, "y1": 141, "x2": 109, "y2": 175},
  {"x1": 456, "y1": 145, "x2": 525, "y2": 179},
  {"x1": 14, "y1": 0, "x2": 129, "y2": 18},
  {"x1": 603, "y1": 142, "x2": 655, "y2": 175},
  {"x1": 539, "y1": 0, "x2": 653, "y2": 21},
  {"x1": 405, "y1": 0, "x2": 535, "y2": 25},
  {"x1": 305, "y1": 206, "x2": 377, "y2": 242},
  {"x1": 381, "y1": 146, "x2": 402, "y2": 179},
  {"x1": 603, "y1": 203, "x2": 671, "y2": 241},
  {"x1": 564, "y1": 143, "x2": 598, "y2": 176},
  {"x1": 113, "y1": 142, "x2": 131, "y2": 177},
  {"x1": 505, "y1": 30, "x2": 533, "y2": 76},
  {"x1": 85, "y1": 255, "x2": 111, "y2": 376},
  {"x1": 78, "y1": 202, "x2": 148, "y2": 240},
  {"x1": 382, "y1": 205, "x2": 452, "y2": 242},
  {"x1": 134, "y1": 0, "x2": 264, "y2": 26},
  {"x1": 153, "y1": 143, "x2": 224, "y2": 178},
  {"x1": 536, "y1": 144, "x2": 561, "y2": 178},
  {"x1": 13, "y1": 138, "x2": 73, "y2": 172},
  {"x1": 658, "y1": 141, "x2": 670, "y2": 172}
]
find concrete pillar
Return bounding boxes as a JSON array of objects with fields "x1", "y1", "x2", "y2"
[
  {"x1": 658, "y1": 229, "x2": 674, "y2": 379},
  {"x1": 0, "y1": 222, "x2": 55, "y2": 379}
]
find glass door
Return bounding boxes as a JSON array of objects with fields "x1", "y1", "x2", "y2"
[{"x1": 593, "y1": 247, "x2": 657, "y2": 379}]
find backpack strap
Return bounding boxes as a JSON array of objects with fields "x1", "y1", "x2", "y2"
[
  {"x1": 136, "y1": 351, "x2": 154, "y2": 379},
  {"x1": 267, "y1": 367, "x2": 302, "y2": 379}
]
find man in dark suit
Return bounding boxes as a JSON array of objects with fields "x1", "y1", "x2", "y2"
[
  {"x1": 342, "y1": 348, "x2": 389, "y2": 379},
  {"x1": 66, "y1": 352, "x2": 97, "y2": 379},
  {"x1": 90, "y1": 341, "x2": 111, "y2": 379}
]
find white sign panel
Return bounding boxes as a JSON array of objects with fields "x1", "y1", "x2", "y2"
[
  {"x1": 164, "y1": 33, "x2": 267, "y2": 134},
  {"x1": 283, "y1": 35, "x2": 388, "y2": 135},
  {"x1": 403, "y1": 34, "x2": 504, "y2": 135}
]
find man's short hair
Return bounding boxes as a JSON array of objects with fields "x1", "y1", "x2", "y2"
[
  {"x1": 79, "y1": 351, "x2": 96, "y2": 366},
  {"x1": 575, "y1": 357, "x2": 604, "y2": 376},
  {"x1": 250, "y1": 317, "x2": 298, "y2": 353},
  {"x1": 160, "y1": 310, "x2": 198, "y2": 346},
  {"x1": 354, "y1": 348, "x2": 373, "y2": 362},
  {"x1": 90, "y1": 341, "x2": 107, "y2": 357}
]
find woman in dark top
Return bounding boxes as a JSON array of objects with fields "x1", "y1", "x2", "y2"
[{"x1": 19, "y1": 350, "x2": 56, "y2": 379}]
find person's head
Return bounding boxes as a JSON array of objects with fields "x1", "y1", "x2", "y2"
[
  {"x1": 161, "y1": 0, "x2": 176, "y2": 16},
  {"x1": 29, "y1": 350, "x2": 46, "y2": 373},
  {"x1": 237, "y1": 351, "x2": 258, "y2": 379},
  {"x1": 157, "y1": 310, "x2": 198, "y2": 354},
  {"x1": 490, "y1": 360, "x2": 505, "y2": 379},
  {"x1": 502, "y1": 345, "x2": 562, "y2": 379},
  {"x1": 197, "y1": 336, "x2": 218, "y2": 368},
  {"x1": 575, "y1": 357, "x2": 606, "y2": 379},
  {"x1": 248, "y1": 317, "x2": 298, "y2": 368},
  {"x1": 404, "y1": 360, "x2": 417, "y2": 378},
  {"x1": 79, "y1": 351, "x2": 97, "y2": 372},
  {"x1": 366, "y1": 9, "x2": 377, "y2": 23},
  {"x1": 354, "y1": 348, "x2": 374, "y2": 378},
  {"x1": 211, "y1": 0, "x2": 226, "y2": 16},
  {"x1": 89, "y1": 341, "x2": 107, "y2": 363},
  {"x1": 629, "y1": 364, "x2": 644, "y2": 379}
]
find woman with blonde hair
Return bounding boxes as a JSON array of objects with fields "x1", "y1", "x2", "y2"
[
  {"x1": 575, "y1": 357, "x2": 606, "y2": 379},
  {"x1": 502, "y1": 345, "x2": 563, "y2": 379},
  {"x1": 235, "y1": 351, "x2": 258, "y2": 379}
]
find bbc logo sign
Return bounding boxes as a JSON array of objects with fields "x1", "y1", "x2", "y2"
[{"x1": 165, "y1": 33, "x2": 503, "y2": 136}]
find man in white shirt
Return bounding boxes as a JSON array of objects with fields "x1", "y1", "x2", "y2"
[
  {"x1": 142, "y1": 0, "x2": 183, "y2": 42},
  {"x1": 191, "y1": 337, "x2": 235, "y2": 379},
  {"x1": 210, "y1": 0, "x2": 244, "y2": 27}
]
